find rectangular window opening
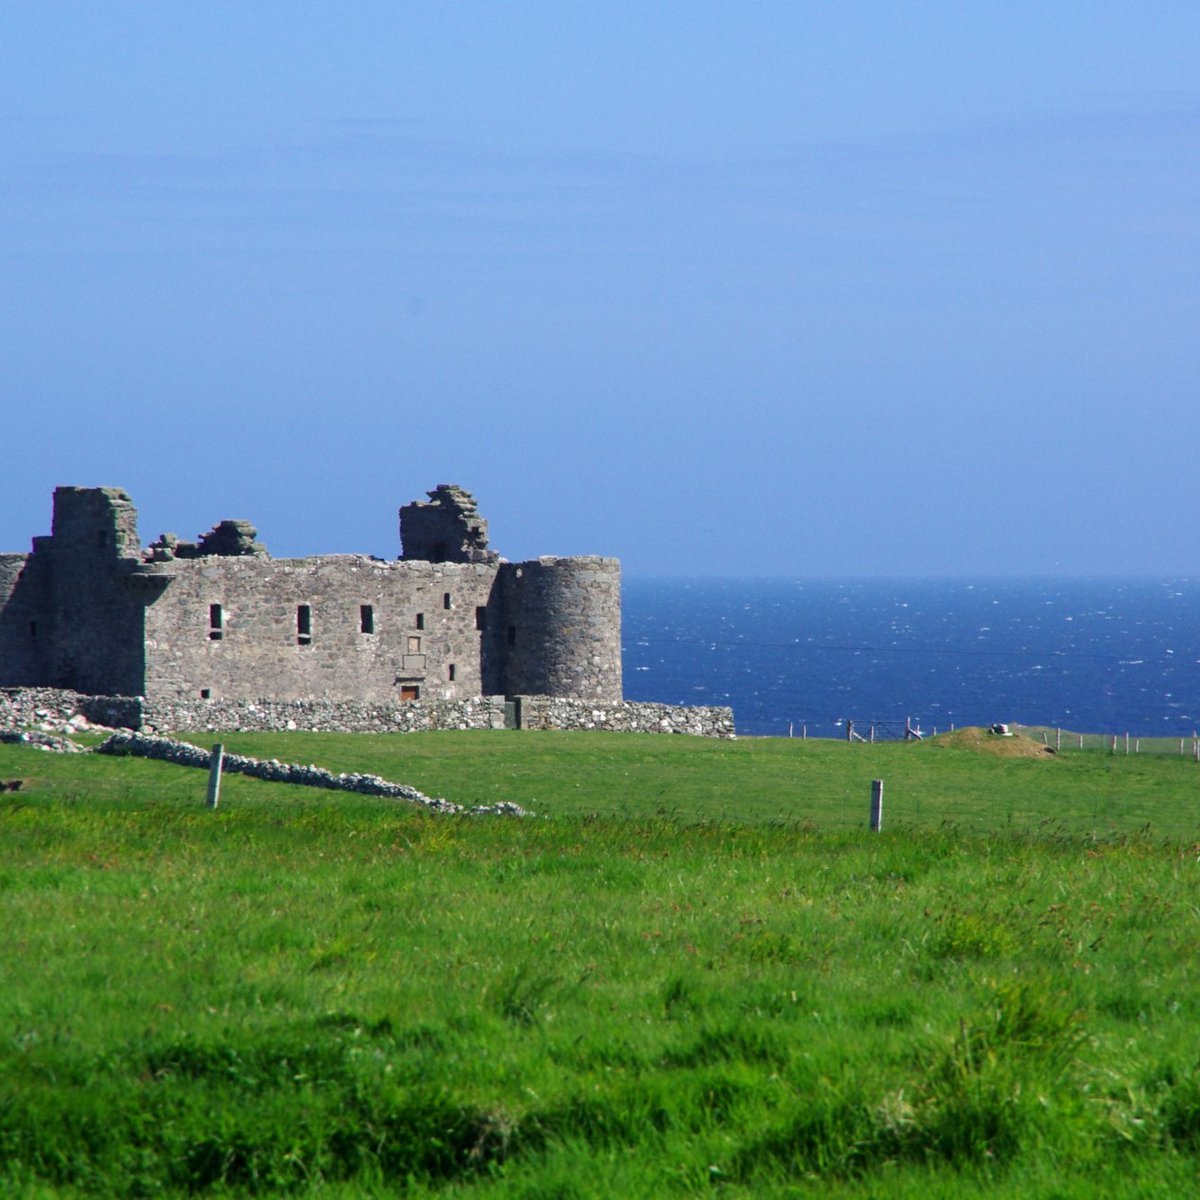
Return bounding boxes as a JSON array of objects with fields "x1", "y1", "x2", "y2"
[
  {"x1": 360, "y1": 604, "x2": 375, "y2": 634},
  {"x1": 475, "y1": 606, "x2": 487, "y2": 631},
  {"x1": 400, "y1": 685, "x2": 420, "y2": 702},
  {"x1": 208, "y1": 603, "x2": 223, "y2": 641},
  {"x1": 415, "y1": 612, "x2": 425, "y2": 630},
  {"x1": 443, "y1": 592, "x2": 452, "y2": 610},
  {"x1": 448, "y1": 663, "x2": 456, "y2": 681},
  {"x1": 200, "y1": 688, "x2": 211, "y2": 700},
  {"x1": 297, "y1": 604, "x2": 312, "y2": 645}
]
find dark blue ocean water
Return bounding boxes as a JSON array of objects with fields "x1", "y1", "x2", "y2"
[{"x1": 621, "y1": 578, "x2": 1200, "y2": 738}]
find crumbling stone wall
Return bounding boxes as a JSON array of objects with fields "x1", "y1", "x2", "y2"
[
  {"x1": 400, "y1": 484, "x2": 498, "y2": 564},
  {"x1": 2, "y1": 484, "x2": 628, "y2": 712},
  {"x1": 141, "y1": 694, "x2": 509, "y2": 733},
  {"x1": 515, "y1": 696, "x2": 735, "y2": 737},
  {"x1": 0, "y1": 687, "x2": 734, "y2": 738},
  {"x1": 22, "y1": 488, "x2": 147, "y2": 696},
  {"x1": 163, "y1": 519, "x2": 268, "y2": 559},
  {"x1": 139, "y1": 694, "x2": 732, "y2": 736},
  {"x1": 0, "y1": 687, "x2": 142, "y2": 731}
]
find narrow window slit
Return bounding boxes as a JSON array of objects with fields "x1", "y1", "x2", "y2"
[
  {"x1": 360, "y1": 604, "x2": 374, "y2": 634},
  {"x1": 297, "y1": 604, "x2": 312, "y2": 645}
]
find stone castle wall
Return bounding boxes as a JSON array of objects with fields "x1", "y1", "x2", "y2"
[
  {"x1": 1, "y1": 488, "x2": 148, "y2": 697},
  {"x1": 1, "y1": 485, "x2": 628, "y2": 710},
  {"x1": 497, "y1": 557, "x2": 623, "y2": 700},
  {"x1": 143, "y1": 555, "x2": 506, "y2": 705},
  {"x1": 40, "y1": 488, "x2": 147, "y2": 697},
  {"x1": 0, "y1": 485, "x2": 753, "y2": 736},
  {"x1": 0, "y1": 554, "x2": 42, "y2": 686}
]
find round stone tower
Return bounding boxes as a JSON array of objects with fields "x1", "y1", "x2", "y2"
[{"x1": 497, "y1": 556, "x2": 622, "y2": 701}]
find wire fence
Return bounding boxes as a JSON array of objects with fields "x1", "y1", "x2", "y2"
[
  {"x1": 1009, "y1": 724, "x2": 1200, "y2": 758},
  {"x1": 843, "y1": 718, "x2": 926, "y2": 743},
  {"x1": 778, "y1": 718, "x2": 933, "y2": 742},
  {"x1": 789, "y1": 719, "x2": 1200, "y2": 756}
]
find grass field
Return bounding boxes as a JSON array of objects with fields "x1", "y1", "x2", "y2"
[{"x1": 1, "y1": 729, "x2": 1198, "y2": 1196}]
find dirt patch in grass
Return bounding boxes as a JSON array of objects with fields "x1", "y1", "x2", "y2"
[{"x1": 926, "y1": 727, "x2": 1057, "y2": 759}]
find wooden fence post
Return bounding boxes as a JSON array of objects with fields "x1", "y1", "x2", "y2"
[
  {"x1": 206, "y1": 743, "x2": 225, "y2": 809},
  {"x1": 869, "y1": 779, "x2": 884, "y2": 832}
]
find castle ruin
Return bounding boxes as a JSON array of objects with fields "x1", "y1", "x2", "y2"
[{"x1": 0, "y1": 485, "x2": 623, "y2": 709}]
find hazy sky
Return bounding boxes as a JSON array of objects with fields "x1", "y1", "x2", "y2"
[{"x1": 3, "y1": 3, "x2": 1198, "y2": 577}]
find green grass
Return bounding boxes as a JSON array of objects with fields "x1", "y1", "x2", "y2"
[
  {"x1": 91, "y1": 725, "x2": 1200, "y2": 836},
  {"x1": 1, "y1": 730, "x2": 1198, "y2": 1196}
]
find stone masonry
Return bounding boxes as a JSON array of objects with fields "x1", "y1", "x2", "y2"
[
  {"x1": 0, "y1": 484, "x2": 656, "y2": 726},
  {"x1": 0, "y1": 687, "x2": 735, "y2": 739}
]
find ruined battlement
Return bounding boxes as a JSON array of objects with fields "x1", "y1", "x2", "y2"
[
  {"x1": 0, "y1": 485, "x2": 621, "y2": 708},
  {"x1": 47, "y1": 486, "x2": 141, "y2": 559},
  {"x1": 400, "y1": 483, "x2": 498, "y2": 564}
]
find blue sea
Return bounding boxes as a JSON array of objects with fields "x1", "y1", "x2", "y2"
[{"x1": 621, "y1": 578, "x2": 1200, "y2": 738}]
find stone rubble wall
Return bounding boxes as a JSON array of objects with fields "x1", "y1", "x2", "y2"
[
  {"x1": 0, "y1": 686, "x2": 735, "y2": 739},
  {"x1": 94, "y1": 731, "x2": 525, "y2": 816},
  {"x1": 517, "y1": 695, "x2": 736, "y2": 738},
  {"x1": 0, "y1": 728, "x2": 84, "y2": 753},
  {"x1": 141, "y1": 694, "x2": 510, "y2": 734},
  {"x1": 0, "y1": 687, "x2": 142, "y2": 733}
]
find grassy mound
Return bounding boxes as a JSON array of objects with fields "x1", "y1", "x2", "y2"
[{"x1": 926, "y1": 726, "x2": 1058, "y2": 758}]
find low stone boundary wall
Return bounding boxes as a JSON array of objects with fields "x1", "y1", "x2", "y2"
[
  {"x1": 1, "y1": 687, "x2": 735, "y2": 739},
  {"x1": 95, "y1": 731, "x2": 526, "y2": 816},
  {"x1": 140, "y1": 695, "x2": 510, "y2": 734},
  {"x1": 517, "y1": 696, "x2": 735, "y2": 738}
]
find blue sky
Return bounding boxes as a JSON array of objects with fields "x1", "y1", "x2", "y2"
[{"x1": 3, "y1": 2, "x2": 1198, "y2": 576}]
